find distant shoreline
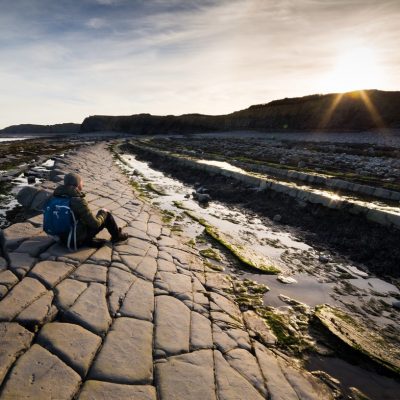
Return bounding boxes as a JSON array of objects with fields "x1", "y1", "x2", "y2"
[{"x1": 2, "y1": 129, "x2": 400, "y2": 147}]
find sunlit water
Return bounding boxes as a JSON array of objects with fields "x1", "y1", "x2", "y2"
[
  {"x1": 119, "y1": 152, "x2": 399, "y2": 310},
  {"x1": 0, "y1": 137, "x2": 28, "y2": 142},
  {"x1": 195, "y1": 158, "x2": 400, "y2": 217}
]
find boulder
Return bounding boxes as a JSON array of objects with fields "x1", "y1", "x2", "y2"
[
  {"x1": 273, "y1": 214, "x2": 282, "y2": 222},
  {"x1": 0, "y1": 229, "x2": 10, "y2": 266},
  {"x1": 31, "y1": 190, "x2": 52, "y2": 211},
  {"x1": 49, "y1": 169, "x2": 64, "y2": 180},
  {"x1": 193, "y1": 192, "x2": 211, "y2": 204},
  {"x1": 16, "y1": 186, "x2": 39, "y2": 208}
]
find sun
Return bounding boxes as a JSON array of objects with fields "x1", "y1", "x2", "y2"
[{"x1": 322, "y1": 46, "x2": 384, "y2": 93}]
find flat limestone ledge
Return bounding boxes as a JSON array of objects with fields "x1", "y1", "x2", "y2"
[
  {"x1": 79, "y1": 381, "x2": 157, "y2": 400},
  {"x1": 1, "y1": 344, "x2": 81, "y2": 400}
]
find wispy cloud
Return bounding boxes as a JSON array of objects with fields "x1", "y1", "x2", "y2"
[
  {"x1": 86, "y1": 17, "x2": 107, "y2": 29},
  {"x1": 0, "y1": 0, "x2": 399, "y2": 127}
]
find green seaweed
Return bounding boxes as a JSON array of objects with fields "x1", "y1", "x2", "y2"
[
  {"x1": 184, "y1": 210, "x2": 280, "y2": 274},
  {"x1": 161, "y1": 209, "x2": 175, "y2": 223},
  {"x1": 145, "y1": 182, "x2": 167, "y2": 196},
  {"x1": 259, "y1": 310, "x2": 306, "y2": 350},
  {"x1": 199, "y1": 248, "x2": 222, "y2": 262}
]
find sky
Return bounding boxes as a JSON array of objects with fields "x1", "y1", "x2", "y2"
[{"x1": 0, "y1": 0, "x2": 399, "y2": 128}]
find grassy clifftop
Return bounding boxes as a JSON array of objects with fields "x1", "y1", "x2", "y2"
[{"x1": 80, "y1": 90, "x2": 400, "y2": 134}]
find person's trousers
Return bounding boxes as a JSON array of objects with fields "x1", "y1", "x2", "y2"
[{"x1": 84, "y1": 211, "x2": 119, "y2": 244}]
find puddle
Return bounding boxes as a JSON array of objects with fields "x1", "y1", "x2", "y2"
[
  {"x1": 197, "y1": 159, "x2": 247, "y2": 174},
  {"x1": 307, "y1": 355, "x2": 400, "y2": 400},
  {"x1": 241, "y1": 272, "x2": 337, "y2": 308},
  {"x1": 348, "y1": 277, "x2": 400, "y2": 296}
]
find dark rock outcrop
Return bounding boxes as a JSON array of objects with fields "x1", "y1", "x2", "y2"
[
  {"x1": 80, "y1": 90, "x2": 400, "y2": 134},
  {"x1": 0, "y1": 123, "x2": 80, "y2": 135}
]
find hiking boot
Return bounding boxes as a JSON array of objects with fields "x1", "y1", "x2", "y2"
[{"x1": 111, "y1": 228, "x2": 129, "y2": 243}]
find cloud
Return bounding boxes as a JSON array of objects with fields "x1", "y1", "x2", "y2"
[
  {"x1": 86, "y1": 17, "x2": 107, "y2": 29},
  {"x1": 95, "y1": 0, "x2": 118, "y2": 4},
  {"x1": 0, "y1": 0, "x2": 399, "y2": 127}
]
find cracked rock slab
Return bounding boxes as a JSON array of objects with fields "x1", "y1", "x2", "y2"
[
  {"x1": 156, "y1": 349, "x2": 216, "y2": 400},
  {"x1": 212, "y1": 324, "x2": 238, "y2": 354},
  {"x1": 157, "y1": 271, "x2": 192, "y2": 297},
  {"x1": 282, "y1": 363, "x2": 334, "y2": 400},
  {"x1": 46, "y1": 243, "x2": 96, "y2": 264},
  {"x1": 154, "y1": 295, "x2": 190, "y2": 356},
  {"x1": 119, "y1": 277, "x2": 154, "y2": 321},
  {"x1": 225, "y1": 348, "x2": 267, "y2": 397},
  {"x1": 157, "y1": 258, "x2": 177, "y2": 273},
  {"x1": 55, "y1": 279, "x2": 87, "y2": 310},
  {"x1": 0, "y1": 270, "x2": 19, "y2": 290},
  {"x1": 37, "y1": 322, "x2": 102, "y2": 378},
  {"x1": 90, "y1": 317, "x2": 153, "y2": 384},
  {"x1": 0, "y1": 322, "x2": 34, "y2": 385},
  {"x1": 214, "y1": 350, "x2": 264, "y2": 400},
  {"x1": 134, "y1": 256, "x2": 158, "y2": 281},
  {"x1": 8, "y1": 252, "x2": 36, "y2": 278},
  {"x1": 16, "y1": 291, "x2": 55, "y2": 327},
  {"x1": 78, "y1": 381, "x2": 157, "y2": 400},
  {"x1": 209, "y1": 293, "x2": 241, "y2": 321},
  {"x1": 15, "y1": 236, "x2": 55, "y2": 257},
  {"x1": 0, "y1": 277, "x2": 47, "y2": 321},
  {"x1": 72, "y1": 263, "x2": 107, "y2": 284},
  {"x1": 190, "y1": 311, "x2": 213, "y2": 350},
  {"x1": 254, "y1": 342, "x2": 299, "y2": 400},
  {"x1": 243, "y1": 310, "x2": 277, "y2": 345},
  {"x1": 29, "y1": 260, "x2": 75, "y2": 288},
  {"x1": 64, "y1": 283, "x2": 111, "y2": 335},
  {"x1": 3, "y1": 222, "x2": 43, "y2": 249},
  {"x1": 88, "y1": 245, "x2": 112, "y2": 266},
  {"x1": 107, "y1": 267, "x2": 136, "y2": 316},
  {"x1": 1, "y1": 344, "x2": 81, "y2": 400}
]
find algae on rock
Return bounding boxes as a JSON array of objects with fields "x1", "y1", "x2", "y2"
[
  {"x1": 315, "y1": 304, "x2": 400, "y2": 374},
  {"x1": 185, "y1": 210, "x2": 280, "y2": 274}
]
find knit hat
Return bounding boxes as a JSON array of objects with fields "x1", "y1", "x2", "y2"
[{"x1": 64, "y1": 172, "x2": 82, "y2": 187}]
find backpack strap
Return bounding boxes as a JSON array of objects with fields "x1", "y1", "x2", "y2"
[{"x1": 67, "y1": 209, "x2": 78, "y2": 251}]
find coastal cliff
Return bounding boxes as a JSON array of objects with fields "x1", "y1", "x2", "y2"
[
  {"x1": 0, "y1": 123, "x2": 80, "y2": 135},
  {"x1": 80, "y1": 90, "x2": 400, "y2": 134}
]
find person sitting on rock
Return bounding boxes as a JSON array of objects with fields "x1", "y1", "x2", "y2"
[{"x1": 52, "y1": 172, "x2": 128, "y2": 248}]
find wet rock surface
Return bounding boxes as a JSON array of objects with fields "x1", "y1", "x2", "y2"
[
  {"x1": 0, "y1": 143, "x2": 341, "y2": 399},
  {"x1": 123, "y1": 140, "x2": 400, "y2": 277},
  {"x1": 113, "y1": 139, "x2": 400, "y2": 399}
]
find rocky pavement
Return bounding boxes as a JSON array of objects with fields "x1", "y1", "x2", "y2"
[{"x1": 0, "y1": 143, "x2": 335, "y2": 399}]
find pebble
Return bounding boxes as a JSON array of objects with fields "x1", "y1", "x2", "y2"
[
  {"x1": 273, "y1": 214, "x2": 282, "y2": 222},
  {"x1": 277, "y1": 275, "x2": 297, "y2": 284},
  {"x1": 392, "y1": 301, "x2": 400, "y2": 310}
]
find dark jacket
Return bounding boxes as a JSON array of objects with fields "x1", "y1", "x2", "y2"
[{"x1": 53, "y1": 185, "x2": 106, "y2": 245}]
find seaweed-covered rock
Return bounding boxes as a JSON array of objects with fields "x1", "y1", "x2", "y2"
[{"x1": 315, "y1": 305, "x2": 400, "y2": 374}]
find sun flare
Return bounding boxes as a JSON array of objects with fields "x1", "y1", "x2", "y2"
[{"x1": 323, "y1": 46, "x2": 384, "y2": 93}]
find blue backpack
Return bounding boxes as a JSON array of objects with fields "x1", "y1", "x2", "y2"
[{"x1": 43, "y1": 197, "x2": 78, "y2": 250}]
